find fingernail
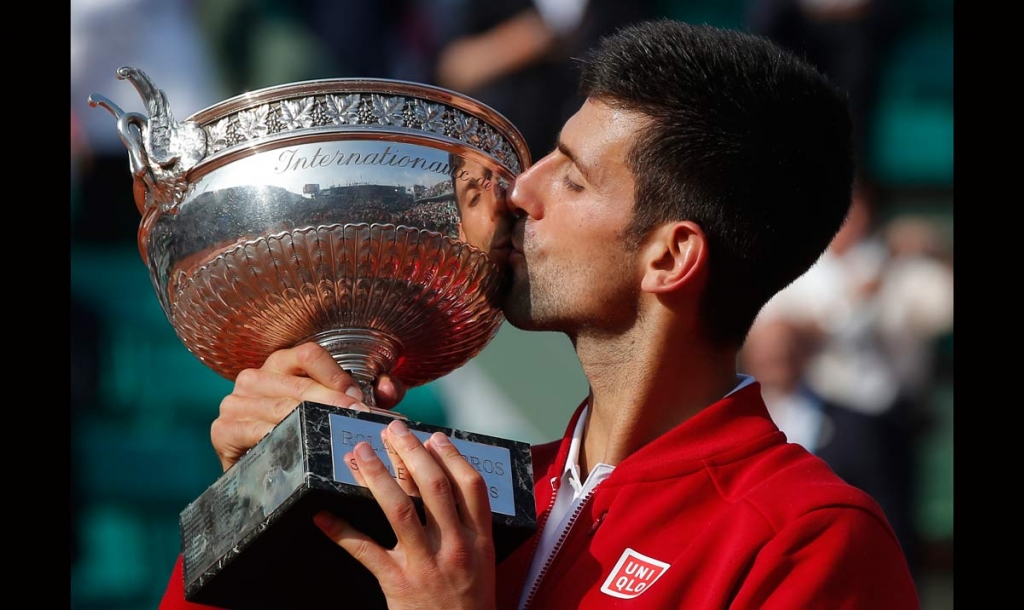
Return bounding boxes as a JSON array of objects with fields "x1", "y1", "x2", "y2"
[
  {"x1": 430, "y1": 431, "x2": 451, "y2": 446},
  {"x1": 355, "y1": 442, "x2": 376, "y2": 460},
  {"x1": 389, "y1": 419, "x2": 411, "y2": 437},
  {"x1": 314, "y1": 511, "x2": 340, "y2": 535},
  {"x1": 345, "y1": 386, "x2": 364, "y2": 401}
]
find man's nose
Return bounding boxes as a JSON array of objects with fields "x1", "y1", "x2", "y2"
[{"x1": 507, "y1": 160, "x2": 543, "y2": 219}]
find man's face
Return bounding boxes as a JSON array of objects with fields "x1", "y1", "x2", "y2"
[
  {"x1": 504, "y1": 98, "x2": 646, "y2": 334},
  {"x1": 454, "y1": 157, "x2": 512, "y2": 266}
]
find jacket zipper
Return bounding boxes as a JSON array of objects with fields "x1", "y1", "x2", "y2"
[
  {"x1": 521, "y1": 484, "x2": 597, "y2": 610},
  {"x1": 513, "y1": 477, "x2": 559, "y2": 609}
]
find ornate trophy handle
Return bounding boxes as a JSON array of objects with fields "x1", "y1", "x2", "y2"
[
  {"x1": 88, "y1": 66, "x2": 208, "y2": 214},
  {"x1": 85, "y1": 95, "x2": 150, "y2": 213}
]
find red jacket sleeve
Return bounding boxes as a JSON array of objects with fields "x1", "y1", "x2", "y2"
[
  {"x1": 158, "y1": 555, "x2": 225, "y2": 610},
  {"x1": 730, "y1": 506, "x2": 920, "y2": 610}
]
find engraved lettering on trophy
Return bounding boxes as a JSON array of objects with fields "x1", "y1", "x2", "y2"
[
  {"x1": 329, "y1": 415, "x2": 516, "y2": 515},
  {"x1": 462, "y1": 454, "x2": 506, "y2": 476},
  {"x1": 274, "y1": 145, "x2": 452, "y2": 177},
  {"x1": 346, "y1": 455, "x2": 409, "y2": 482},
  {"x1": 339, "y1": 428, "x2": 386, "y2": 451}
]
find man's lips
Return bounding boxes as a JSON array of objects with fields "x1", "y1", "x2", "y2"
[
  {"x1": 508, "y1": 241, "x2": 523, "y2": 260},
  {"x1": 509, "y1": 231, "x2": 523, "y2": 253},
  {"x1": 509, "y1": 220, "x2": 525, "y2": 255},
  {"x1": 508, "y1": 246, "x2": 523, "y2": 264}
]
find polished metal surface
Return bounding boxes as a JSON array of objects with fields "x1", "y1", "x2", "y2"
[{"x1": 89, "y1": 67, "x2": 530, "y2": 398}]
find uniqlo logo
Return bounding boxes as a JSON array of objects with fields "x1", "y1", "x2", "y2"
[{"x1": 600, "y1": 548, "x2": 671, "y2": 599}]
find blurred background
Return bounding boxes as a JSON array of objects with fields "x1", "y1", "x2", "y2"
[{"x1": 70, "y1": 0, "x2": 953, "y2": 608}]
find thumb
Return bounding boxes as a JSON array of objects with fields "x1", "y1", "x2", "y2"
[{"x1": 374, "y1": 374, "x2": 408, "y2": 410}]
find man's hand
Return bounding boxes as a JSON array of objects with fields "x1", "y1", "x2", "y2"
[
  {"x1": 315, "y1": 420, "x2": 497, "y2": 610},
  {"x1": 210, "y1": 342, "x2": 406, "y2": 471}
]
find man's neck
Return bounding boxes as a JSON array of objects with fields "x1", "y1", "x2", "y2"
[{"x1": 573, "y1": 327, "x2": 739, "y2": 479}]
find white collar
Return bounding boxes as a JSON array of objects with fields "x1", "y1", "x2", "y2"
[{"x1": 564, "y1": 403, "x2": 589, "y2": 481}]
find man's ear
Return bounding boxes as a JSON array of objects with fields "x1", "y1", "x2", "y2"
[{"x1": 639, "y1": 221, "x2": 708, "y2": 294}]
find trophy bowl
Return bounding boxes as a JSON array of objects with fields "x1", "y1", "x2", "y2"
[
  {"x1": 89, "y1": 67, "x2": 536, "y2": 608},
  {"x1": 89, "y1": 66, "x2": 530, "y2": 399}
]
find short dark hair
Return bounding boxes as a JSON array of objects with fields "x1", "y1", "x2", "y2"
[{"x1": 578, "y1": 19, "x2": 854, "y2": 347}]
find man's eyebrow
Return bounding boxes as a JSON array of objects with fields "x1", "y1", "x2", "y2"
[{"x1": 556, "y1": 138, "x2": 593, "y2": 184}]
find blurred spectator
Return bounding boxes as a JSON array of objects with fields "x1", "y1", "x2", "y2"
[
  {"x1": 740, "y1": 317, "x2": 830, "y2": 453},
  {"x1": 747, "y1": 183, "x2": 954, "y2": 574},
  {"x1": 433, "y1": 0, "x2": 657, "y2": 159},
  {"x1": 873, "y1": 214, "x2": 954, "y2": 404},
  {"x1": 745, "y1": 0, "x2": 908, "y2": 185}
]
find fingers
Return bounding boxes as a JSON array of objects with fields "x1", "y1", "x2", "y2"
[
  {"x1": 313, "y1": 511, "x2": 391, "y2": 575},
  {"x1": 344, "y1": 451, "x2": 368, "y2": 487},
  {"x1": 381, "y1": 421, "x2": 465, "y2": 537},
  {"x1": 257, "y1": 342, "x2": 369, "y2": 407},
  {"x1": 239, "y1": 343, "x2": 409, "y2": 412},
  {"x1": 323, "y1": 423, "x2": 497, "y2": 602},
  {"x1": 382, "y1": 427, "x2": 420, "y2": 498},
  {"x1": 234, "y1": 367, "x2": 367, "y2": 412},
  {"x1": 348, "y1": 439, "x2": 431, "y2": 552},
  {"x1": 211, "y1": 343, "x2": 373, "y2": 472},
  {"x1": 210, "y1": 401, "x2": 280, "y2": 472},
  {"x1": 374, "y1": 374, "x2": 408, "y2": 410},
  {"x1": 212, "y1": 367, "x2": 366, "y2": 473},
  {"x1": 424, "y1": 432, "x2": 494, "y2": 538}
]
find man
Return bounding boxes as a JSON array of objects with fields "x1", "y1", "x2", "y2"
[{"x1": 161, "y1": 19, "x2": 918, "y2": 609}]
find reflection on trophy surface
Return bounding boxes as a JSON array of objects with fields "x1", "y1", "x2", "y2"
[
  {"x1": 89, "y1": 66, "x2": 536, "y2": 608},
  {"x1": 452, "y1": 154, "x2": 514, "y2": 268}
]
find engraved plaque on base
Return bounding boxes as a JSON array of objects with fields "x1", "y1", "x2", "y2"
[{"x1": 180, "y1": 402, "x2": 535, "y2": 608}]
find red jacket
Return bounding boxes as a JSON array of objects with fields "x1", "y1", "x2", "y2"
[
  {"x1": 161, "y1": 382, "x2": 918, "y2": 609},
  {"x1": 495, "y1": 383, "x2": 919, "y2": 609}
]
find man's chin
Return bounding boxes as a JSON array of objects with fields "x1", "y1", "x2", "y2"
[
  {"x1": 501, "y1": 301, "x2": 557, "y2": 333},
  {"x1": 502, "y1": 314, "x2": 534, "y2": 331},
  {"x1": 500, "y1": 291, "x2": 535, "y2": 331}
]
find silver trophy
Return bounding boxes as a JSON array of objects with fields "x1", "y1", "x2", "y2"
[{"x1": 90, "y1": 67, "x2": 536, "y2": 608}]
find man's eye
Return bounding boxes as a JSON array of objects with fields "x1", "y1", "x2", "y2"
[
  {"x1": 469, "y1": 193, "x2": 481, "y2": 208},
  {"x1": 562, "y1": 176, "x2": 583, "y2": 192}
]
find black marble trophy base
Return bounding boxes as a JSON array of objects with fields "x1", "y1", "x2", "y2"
[{"x1": 179, "y1": 402, "x2": 536, "y2": 609}]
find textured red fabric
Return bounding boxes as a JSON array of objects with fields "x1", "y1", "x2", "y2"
[
  {"x1": 159, "y1": 555, "x2": 223, "y2": 609},
  {"x1": 495, "y1": 383, "x2": 919, "y2": 609}
]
